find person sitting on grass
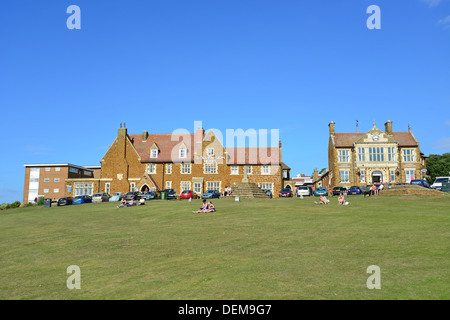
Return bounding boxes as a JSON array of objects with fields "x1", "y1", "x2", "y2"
[
  {"x1": 193, "y1": 200, "x2": 209, "y2": 213},
  {"x1": 338, "y1": 193, "x2": 350, "y2": 205},
  {"x1": 314, "y1": 195, "x2": 330, "y2": 205},
  {"x1": 204, "y1": 201, "x2": 215, "y2": 213},
  {"x1": 117, "y1": 198, "x2": 127, "y2": 208},
  {"x1": 127, "y1": 199, "x2": 136, "y2": 206},
  {"x1": 138, "y1": 197, "x2": 145, "y2": 206}
]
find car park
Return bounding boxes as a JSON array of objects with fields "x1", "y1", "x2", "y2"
[
  {"x1": 314, "y1": 187, "x2": 328, "y2": 197},
  {"x1": 201, "y1": 190, "x2": 221, "y2": 199},
  {"x1": 143, "y1": 191, "x2": 160, "y2": 200},
  {"x1": 348, "y1": 186, "x2": 362, "y2": 195},
  {"x1": 279, "y1": 188, "x2": 293, "y2": 197},
  {"x1": 296, "y1": 186, "x2": 310, "y2": 197},
  {"x1": 57, "y1": 197, "x2": 73, "y2": 206},
  {"x1": 410, "y1": 179, "x2": 430, "y2": 188},
  {"x1": 109, "y1": 192, "x2": 124, "y2": 202},
  {"x1": 72, "y1": 195, "x2": 92, "y2": 204},
  {"x1": 430, "y1": 177, "x2": 450, "y2": 191},
  {"x1": 92, "y1": 193, "x2": 111, "y2": 203}
]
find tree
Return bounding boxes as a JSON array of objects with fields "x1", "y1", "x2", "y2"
[{"x1": 425, "y1": 153, "x2": 450, "y2": 183}]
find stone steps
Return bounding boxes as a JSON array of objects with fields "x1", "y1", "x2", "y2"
[{"x1": 232, "y1": 182, "x2": 269, "y2": 198}]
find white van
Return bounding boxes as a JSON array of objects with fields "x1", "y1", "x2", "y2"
[{"x1": 431, "y1": 177, "x2": 450, "y2": 191}]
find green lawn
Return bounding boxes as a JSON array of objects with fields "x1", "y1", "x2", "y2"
[{"x1": 0, "y1": 194, "x2": 449, "y2": 300}]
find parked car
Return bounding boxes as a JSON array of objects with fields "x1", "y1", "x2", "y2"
[
  {"x1": 297, "y1": 186, "x2": 310, "y2": 197},
  {"x1": 264, "y1": 189, "x2": 273, "y2": 198},
  {"x1": 430, "y1": 177, "x2": 450, "y2": 191},
  {"x1": 57, "y1": 197, "x2": 73, "y2": 206},
  {"x1": 360, "y1": 186, "x2": 372, "y2": 197},
  {"x1": 394, "y1": 183, "x2": 408, "y2": 186},
  {"x1": 109, "y1": 192, "x2": 124, "y2": 202},
  {"x1": 410, "y1": 179, "x2": 430, "y2": 188},
  {"x1": 332, "y1": 186, "x2": 346, "y2": 196},
  {"x1": 92, "y1": 193, "x2": 111, "y2": 203},
  {"x1": 124, "y1": 192, "x2": 140, "y2": 201},
  {"x1": 201, "y1": 190, "x2": 221, "y2": 199},
  {"x1": 314, "y1": 187, "x2": 328, "y2": 197},
  {"x1": 348, "y1": 186, "x2": 362, "y2": 195},
  {"x1": 279, "y1": 188, "x2": 293, "y2": 197},
  {"x1": 72, "y1": 195, "x2": 92, "y2": 204},
  {"x1": 180, "y1": 190, "x2": 195, "y2": 199},
  {"x1": 143, "y1": 191, "x2": 160, "y2": 200},
  {"x1": 162, "y1": 189, "x2": 177, "y2": 199}
]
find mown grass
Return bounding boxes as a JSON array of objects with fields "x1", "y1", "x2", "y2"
[{"x1": 0, "y1": 194, "x2": 449, "y2": 300}]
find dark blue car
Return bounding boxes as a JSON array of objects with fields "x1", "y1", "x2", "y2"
[
  {"x1": 72, "y1": 195, "x2": 92, "y2": 204},
  {"x1": 348, "y1": 186, "x2": 362, "y2": 195}
]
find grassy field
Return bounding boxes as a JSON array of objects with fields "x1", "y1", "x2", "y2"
[{"x1": 0, "y1": 194, "x2": 449, "y2": 300}]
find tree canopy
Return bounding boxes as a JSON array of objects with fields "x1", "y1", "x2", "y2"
[{"x1": 425, "y1": 153, "x2": 450, "y2": 183}]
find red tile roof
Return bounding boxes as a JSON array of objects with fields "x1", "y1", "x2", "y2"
[{"x1": 129, "y1": 134, "x2": 282, "y2": 165}]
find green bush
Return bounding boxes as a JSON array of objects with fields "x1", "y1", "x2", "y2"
[
  {"x1": 36, "y1": 197, "x2": 44, "y2": 206},
  {"x1": 10, "y1": 201, "x2": 21, "y2": 209}
]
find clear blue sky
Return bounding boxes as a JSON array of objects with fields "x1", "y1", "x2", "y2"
[{"x1": 1, "y1": 0, "x2": 449, "y2": 203}]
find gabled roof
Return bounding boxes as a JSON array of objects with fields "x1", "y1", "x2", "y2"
[
  {"x1": 128, "y1": 133, "x2": 195, "y2": 163},
  {"x1": 334, "y1": 132, "x2": 418, "y2": 147}
]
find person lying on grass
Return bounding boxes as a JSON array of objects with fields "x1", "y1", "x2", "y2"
[
  {"x1": 314, "y1": 195, "x2": 330, "y2": 205},
  {"x1": 193, "y1": 200, "x2": 208, "y2": 213},
  {"x1": 338, "y1": 193, "x2": 350, "y2": 205}
]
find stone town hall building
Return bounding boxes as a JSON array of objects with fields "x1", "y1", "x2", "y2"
[
  {"x1": 58, "y1": 125, "x2": 292, "y2": 199},
  {"x1": 328, "y1": 120, "x2": 427, "y2": 187}
]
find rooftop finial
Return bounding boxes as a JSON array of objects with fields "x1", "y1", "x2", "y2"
[{"x1": 120, "y1": 123, "x2": 122, "y2": 128}]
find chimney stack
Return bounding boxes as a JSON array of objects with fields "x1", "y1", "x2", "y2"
[
  {"x1": 329, "y1": 121, "x2": 335, "y2": 136},
  {"x1": 385, "y1": 120, "x2": 393, "y2": 135},
  {"x1": 143, "y1": 131, "x2": 148, "y2": 141}
]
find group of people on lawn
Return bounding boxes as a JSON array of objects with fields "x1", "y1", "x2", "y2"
[
  {"x1": 117, "y1": 197, "x2": 145, "y2": 208},
  {"x1": 117, "y1": 196, "x2": 216, "y2": 213},
  {"x1": 314, "y1": 193, "x2": 349, "y2": 205},
  {"x1": 193, "y1": 200, "x2": 216, "y2": 213}
]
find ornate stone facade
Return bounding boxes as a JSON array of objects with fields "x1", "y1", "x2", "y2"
[{"x1": 328, "y1": 121, "x2": 427, "y2": 187}]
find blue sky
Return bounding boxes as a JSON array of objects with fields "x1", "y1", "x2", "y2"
[{"x1": 1, "y1": 0, "x2": 449, "y2": 203}]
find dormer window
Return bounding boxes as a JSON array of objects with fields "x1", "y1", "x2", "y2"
[
  {"x1": 207, "y1": 148, "x2": 214, "y2": 156},
  {"x1": 150, "y1": 143, "x2": 159, "y2": 158},
  {"x1": 179, "y1": 147, "x2": 187, "y2": 159}
]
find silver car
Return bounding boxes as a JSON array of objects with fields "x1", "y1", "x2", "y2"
[{"x1": 92, "y1": 193, "x2": 111, "y2": 203}]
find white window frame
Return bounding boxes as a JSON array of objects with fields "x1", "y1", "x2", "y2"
[
  {"x1": 166, "y1": 181, "x2": 172, "y2": 189},
  {"x1": 130, "y1": 183, "x2": 136, "y2": 192},
  {"x1": 181, "y1": 163, "x2": 191, "y2": 174},
  {"x1": 402, "y1": 149, "x2": 415, "y2": 162},
  {"x1": 179, "y1": 147, "x2": 187, "y2": 159},
  {"x1": 360, "y1": 170, "x2": 365, "y2": 183},
  {"x1": 105, "y1": 183, "x2": 111, "y2": 194},
  {"x1": 207, "y1": 148, "x2": 214, "y2": 156},
  {"x1": 180, "y1": 181, "x2": 191, "y2": 192},
  {"x1": 206, "y1": 181, "x2": 221, "y2": 191},
  {"x1": 44, "y1": 189, "x2": 49, "y2": 193},
  {"x1": 358, "y1": 148, "x2": 365, "y2": 162},
  {"x1": 150, "y1": 149, "x2": 158, "y2": 158},
  {"x1": 231, "y1": 166, "x2": 239, "y2": 175},
  {"x1": 74, "y1": 183, "x2": 93, "y2": 196},
  {"x1": 204, "y1": 162, "x2": 217, "y2": 174},
  {"x1": 54, "y1": 178, "x2": 60, "y2": 182},
  {"x1": 53, "y1": 188, "x2": 59, "y2": 193},
  {"x1": 261, "y1": 165, "x2": 270, "y2": 175},
  {"x1": 55, "y1": 167, "x2": 61, "y2": 172},
  {"x1": 338, "y1": 150, "x2": 350, "y2": 163},
  {"x1": 193, "y1": 182, "x2": 202, "y2": 194},
  {"x1": 44, "y1": 178, "x2": 50, "y2": 182},
  {"x1": 166, "y1": 164, "x2": 172, "y2": 174},
  {"x1": 388, "y1": 147, "x2": 396, "y2": 162},
  {"x1": 259, "y1": 183, "x2": 273, "y2": 192},
  {"x1": 147, "y1": 164, "x2": 156, "y2": 174},
  {"x1": 390, "y1": 170, "x2": 396, "y2": 183},
  {"x1": 369, "y1": 147, "x2": 385, "y2": 162},
  {"x1": 245, "y1": 166, "x2": 252, "y2": 175},
  {"x1": 340, "y1": 170, "x2": 349, "y2": 183}
]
